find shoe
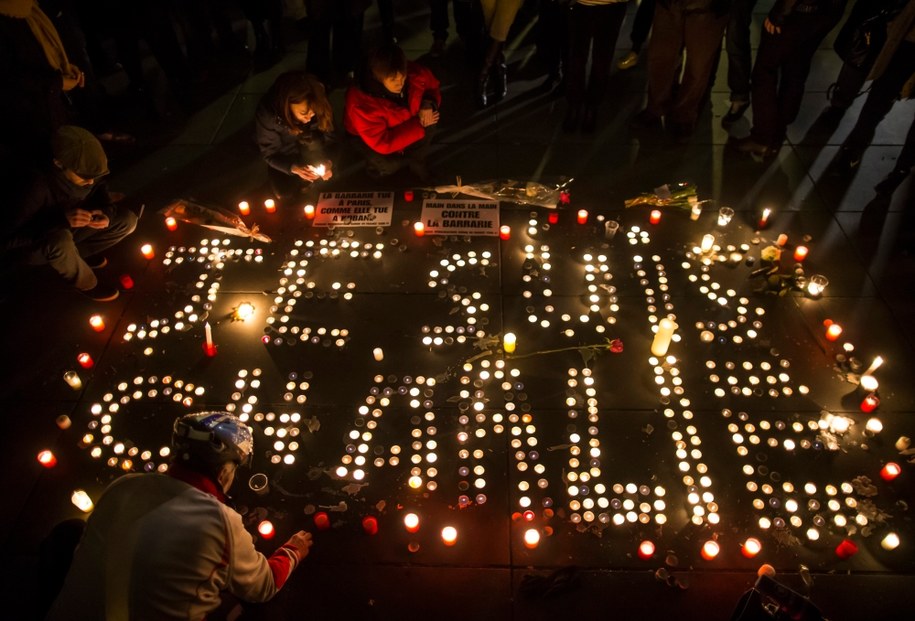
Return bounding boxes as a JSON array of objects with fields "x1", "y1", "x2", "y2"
[
  {"x1": 722, "y1": 100, "x2": 750, "y2": 126},
  {"x1": 729, "y1": 136, "x2": 778, "y2": 158},
  {"x1": 581, "y1": 105, "x2": 597, "y2": 133},
  {"x1": 562, "y1": 105, "x2": 581, "y2": 132},
  {"x1": 836, "y1": 145, "x2": 863, "y2": 170},
  {"x1": 82, "y1": 284, "x2": 120, "y2": 302},
  {"x1": 85, "y1": 255, "x2": 108, "y2": 269},
  {"x1": 617, "y1": 51, "x2": 639, "y2": 71},
  {"x1": 875, "y1": 168, "x2": 910, "y2": 196},
  {"x1": 430, "y1": 38, "x2": 446, "y2": 58},
  {"x1": 630, "y1": 109, "x2": 663, "y2": 130}
]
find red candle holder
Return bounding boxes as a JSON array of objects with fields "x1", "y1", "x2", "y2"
[
  {"x1": 404, "y1": 190, "x2": 414, "y2": 202},
  {"x1": 202, "y1": 343, "x2": 217, "y2": 357},
  {"x1": 140, "y1": 244, "x2": 155, "y2": 260},
  {"x1": 824, "y1": 320, "x2": 842, "y2": 342},
  {"x1": 257, "y1": 520, "x2": 275, "y2": 539},
  {"x1": 89, "y1": 315, "x2": 105, "y2": 332},
  {"x1": 314, "y1": 511, "x2": 331, "y2": 530},
  {"x1": 499, "y1": 225, "x2": 511, "y2": 240},
  {"x1": 119, "y1": 274, "x2": 134, "y2": 289},
  {"x1": 238, "y1": 201, "x2": 251, "y2": 216},
  {"x1": 742, "y1": 537, "x2": 762, "y2": 558},
  {"x1": 577, "y1": 209, "x2": 588, "y2": 224},
  {"x1": 880, "y1": 462, "x2": 901, "y2": 481},
  {"x1": 362, "y1": 516, "x2": 379, "y2": 535},
  {"x1": 638, "y1": 540, "x2": 655, "y2": 560},
  {"x1": 860, "y1": 394, "x2": 879, "y2": 413},
  {"x1": 793, "y1": 245, "x2": 808, "y2": 262},
  {"x1": 264, "y1": 199, "x2": 276, "y2": 214},
  {"x1": 77, "y1": 353, "x2": 94, "y2": 369},
  {"x1": 758, "y1": 208, "x2": 772, "y2": 229},
  {"x1": 835, "y1": 538, "x2": 858, "y2": 559},
  {"x1": 164, "y1": 216, "x2": 178, "y2": 231},
  {"x1": 559, "y1": 191, "x2": 570, "y2": 205},
  {"x1": 413, "y1": 222, "x2": 425, "y2": 237},
  {"x1": 649, "y1": 210, "x2": 661, "y2": 225},
  {"x1": 303, "y1": 204, "x2": 315, "y2": 219},
  {"x1": 403, "y1": 513, "x2": 420, "y2": 533},
  {"x1": 37, "y1": 450, "x2": 57, "y2": 468},
  {"x1": 548, "y1": 212, "x2": 559, "y2": 224}
]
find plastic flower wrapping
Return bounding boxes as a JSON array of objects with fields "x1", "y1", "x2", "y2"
[
  {"x1": 624, "y1": 182, "x2": 699, "y2": 210},
  {"x1": 429, "y1": 177, "x2": 573, "y2": 209},
  {"x1": 161, "y1": 199, "x2": 272, "y2": 242}
]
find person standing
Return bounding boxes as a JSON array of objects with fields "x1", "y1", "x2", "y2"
[
  {"x1": 476, "y1": 0, "x2": 525, "y2": 107},
  {"x1": 46, "y1": 412, "x2": 313, "y2": 620},
  {"x1": 617, "y1": 0, "x2": 656, "y2": 70},
  {"x1": 721, "y1": 0, "x2": 759, "y2": 125}
]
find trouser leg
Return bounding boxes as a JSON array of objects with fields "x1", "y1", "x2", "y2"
[
  {"x1": 586, "y1": 3, "x2": 627, "y2": 106},
  {"x1": 629, "y1": 0, "x2": 656, "y2": 53},
  {"x1": 71, "y1": 207, "x2": 139, "y2": 260},
  {"x1": 725, "y1": 0, "x2": 758, "y2": 103},
  {"x1": 27, "y1": 229, "x2": 97, "y2": 290},
  {"x1": 565, "y1": 5, "x2": 591, "y2": 107},
  {"x1": 645, "y1": 4, "x2": 685, "y2": 118},
  {"x1": 669, "y1": 10, "x2": 727, "y2": 127}
]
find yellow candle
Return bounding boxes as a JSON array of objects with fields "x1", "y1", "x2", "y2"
[
  {"x1": 503, "y1": 332, "x2": 517, "y2": 354},
  {"x1": 651, "y1": 318, "x2": 678, "y2": 357}
]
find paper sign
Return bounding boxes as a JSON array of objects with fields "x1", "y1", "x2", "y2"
[
  {"x1": 314, "y1": 192, "x2": 394, "y2": 227},
  {"x1": 420, "y1": 199, "x2": 500, "y2": 236}
]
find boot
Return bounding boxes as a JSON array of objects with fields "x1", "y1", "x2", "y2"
[{"x1": 475, "y1": 38, "x2": 504, "y2": 108}]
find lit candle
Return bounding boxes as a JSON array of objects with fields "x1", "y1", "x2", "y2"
[
  {"x1": 700, "y1": 540, "x2": 720, "y2": 560},
  {"x1": 441, "y1": 526, "x2": 458, "y2": 546},
  {"x1": 303, "y1": 204, "x2": 315, "y2": 219},
  {"x1": 793, "y1": 246, "x2": 808, "y2": 262},
  {"x1": 89, "y1": 314, "x2": 105, "y2": 332},
  {"x1": 164, "y1": 216, "x2": 178, "y2": 231},
  {"x1": 776, "y1": 234, "x2": 788, "y2": 247},
  {"x1": 637, "y1": 540, "x2": 655, "y2": 560},
  {"x1": 806, "y1": 275, "x2": 828, "y2": 297},
  {"x1": 649, "y1": 210, "x2": 661, "y2": 224},
  {"x1": 404, "y1": 190, "x2": 414, "y2": 202},
  {"x1": 700, "y1": 234, "x2": 714, "y2": 254},
  {"x1": 238, "y1": 201, "x2": 251, "y2": 215},
  {"x1": 742, "y1": 538, "x2": 762, "y2": 558},
  {"x1": 577, "y1": 209, "x2": 588, "y2": 224},
  {"x1": 203, "y1": 322, "x2": 216, "y2": 357},
  {"x1": 413, "y1": 221, "x2": 425, "y2": 237},
  {"x1": 548, "y1": 212, "x2": 559, "y2": 224},
  {"x1": 37, "y1": 450, "x2": 57, "y2": 468},
  {"x1": 140, "y1": 244, "x2": 154, "y2": 260},
  {"x1": 881, "y1": 533, "x2": 900, "y2": 551},
  {"x1": 403, "y1": 512, "x2": 420, "y2": 533},
  {"x1": 311, "y1": 164, "x2": 327, "y2": 178},
  {"x1": 718, "y1": 207, "x2": 734, "y2": 226},
  {"x1": 56, "y1": 415, "x2": 71, "y2": 430},
  {"x1": 314, "y1": 511, "x2": 331, "y2": 530},
  {"x1": 119, "y1": 274, "x2": 134, "y2": 289},
  {"x1": 651, "y1": 318, "x2": 678, "y2": 357},
  {"x1": 861, "y1": 396, "x2": 880, "y2": 414},
  {"x1": 257, "y1": 520, "x2": 275, "y2": 539},
  {"x1": 824, "y1": 321, "x2": 842, "y2": 342},
  {"x1": 523, "y1": 528, "x2": 540, "y2": 549},
  {"x1": 373, "y1": 347, "x2": 384, "y2": 362},
  {"x1": 896, "y1": 436, "x2": 911, "y2": 451},
  {"x1": 362, "y1": 516, "x2": 379, "y2": 535},
  {"x1": 758, "y1": 208, "x2": 771, "y2": 229},
  {"x1": 503, "y1": 332, "x2": 516, "y2": 354},
  {"x1": 71, "y1": 490, "x2": 94, "y2": 512},
  {"x1": 63, "y1": 371, "x2": 82, "y2": 390},
  {"x1": 835, "y1": 539, "x2": 858, "y2": 559},
  {"x1": 880, "y1": 462, "x2": 901, "y2": 481},
  {"x1": 860, "y1": 374, "x2": 878, "y2": 392},
  {"x1": 690, "y1": 203, "x2": 702, "y2": 221},
  {"x1": 77, "y1": 353, "x2": 94, "y2": 368},
  {"x1": 499, "y1": 225, "x2": 511, "y2": 240},
  {"x1": 863, "y1": 356, "x2": 884, "y2": 376},
  {"x1": 264, "y1": 199, "x2": 276, "y2": 213}
]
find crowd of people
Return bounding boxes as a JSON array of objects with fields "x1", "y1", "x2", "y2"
[{"x1": 2, "y1": 0, "x2": 913, "y2": 293}]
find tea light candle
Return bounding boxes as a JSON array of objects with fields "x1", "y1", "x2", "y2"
[
  {"x1": 257, "y1": 520, "x2": 275, "y2": 539},
  {"x1": 860, "y1": 374, "x2": 878, "y2": 392},
  {"x1": 89, "y1": 314, "x2": 105, "y2": 332},
  {"x1": 638, "y1": 540, "x2": 655, "y2": 560},
  {"x1": 523, "y1": 528, "x2": 541, "y2": 549},
  {"x1": 441, "y1": 526, "x2": 458, "y2": 546},
  {"x1": 700, "y1": 234, "x2": 714, "y2": 254},
  {"x1": 824, "y1": 321, "x2": 842, "y2": 342},
  {"x1": 861, "y1": 397, "x2": 880, "y2": 414},
  {"x1": 303, "y1": 204, "x2": 315, "y2": 219},
  {"x1": 140, "y1": 243, "x2": 154, "y2": 259},
  {"x1": 56, "y1": 415, "x2": 71, "y2": 430},
  {"x1": 499, "y1": 225, "x2": 511, "y2": 240},
  {"x1": 373, "y1": 347, "x2": 384, "y2": 361},
  {"x1": 264, "y1": 199, "x2": 276, "y2": 213},
  {"x1": 249, "y1": 473, "x2": 269, "y2": 495},
  {"x1": 742, "y1": 537, "x2": 762, "y2": 558},
  {"x1": 758, "y1": 207, "x2": 771, "y2": 229},
  {"x1": 700, "y1": 540, "x2": 720, "y2": 560},
  {"x1": 164, "y1": 216, "x2": 178, "y2": 231},
  {"x1": 649, "y1": 210, "x2": 661, "y2": 225},
  {"x1": 71, "y1": 490, "x2": 94, "y2": 512},
  {"x1": 413, "y1": 221, "x2": 425, "y2": 237},
  {"x1": 896, "y1": 436, "x2": 911, "y2": 451},
  {"x1": 63, "y1": 371, "x2": 82, "y2": 390},
  {"x1": 835, "y1": 539, "x2": 858, "y2": 559},
  {"x1": 793, "y1": 246, "x2": 808, "y2": 262},
  {"x1": 776, "y1": 234, "x2": 788, "y2": 246},
  {"x1": 238, "y1": 201, "x2": 250, "y2": 215},
  {"x1": 404, "y1": 190, "x2": 414, "y2": 202},
  {"x1": 77, "y1": 353, "x2": 94, "y2": 368},
  {"x1": 503, "y1": 332, "x2": 517, "y2": 354},
  {"x1": 577, "y1": 209, "x2": 588, "y2": 224},
  {"x1": 37, "y1": 450, "x2": 57, "y2": 468},
  {"x1": 651, "y1": 318, "x2": 677, "y2": 357},
  {"x1": 881, "y1": 533, "x2": 900, "y2": 551},
  {"x1": 314, "y1": 511, "x2": 331, "y2": 530},
  {"x1": 119, "y1": 274, "x2": 134, "y2": 289},
  {"x1": 362, "y1": 516, "x2": 379, "y2": 535},
  {"x1": 880, "y1": 462, "x2": 901, "y2": 481},
  {"x1": 403, "y1": 513, "x2": 420, "y2": 533}
]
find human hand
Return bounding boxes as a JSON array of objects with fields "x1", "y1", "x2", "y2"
[
  {"x1": 419, "y1": 109, "x2": 440, "y2": 127},
  {"x1": 87, "y1": 211, "x2": 109, "y2": 229},
  {"x1": 291, "y1": 165, "x2": 319, "y2": 181},
  {"x1": 764, "y1": 18, "x2": 781, "y2": 35},
  {"x1": 66, "y1": 209, "x2": 93, "y2": 228},
  {"x1": 284, "y1": 530, "x2": 313, "y2": 562},
  {"x1": 319, "y1": 161, "x2": 333, "y2": 181},
  {"x1": 62, "y1": 67, "x2": 85, "y2": 91}
]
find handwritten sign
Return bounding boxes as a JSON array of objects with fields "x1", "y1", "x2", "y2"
[
  {"x1": 420, "y1": 199, "x2": 499, "y2": 236},
  {"x1": 315, "y1": 192, "x2": 394, "y2": 227}
]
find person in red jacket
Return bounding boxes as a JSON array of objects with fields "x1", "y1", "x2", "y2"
[{"x1": 344, "y1": 44, "x2": 441, "y2": 181}]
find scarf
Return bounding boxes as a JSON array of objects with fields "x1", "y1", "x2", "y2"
[{"x1": 0, "y1": 0, "x2": 78, "y2": 79}]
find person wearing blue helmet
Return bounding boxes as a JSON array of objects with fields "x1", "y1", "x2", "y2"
[{"x1": 46, "y1": 411, "x2": 312, "y2": 621}]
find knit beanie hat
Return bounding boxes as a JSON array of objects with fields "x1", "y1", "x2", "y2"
[{"x1": 52, "y1": 126, "x2": 109, "y2": 178}]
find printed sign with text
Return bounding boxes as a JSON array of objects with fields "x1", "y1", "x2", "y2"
[
  {"x1": 315, "y1": 192, "x2": 394, "y2": 227},
  {"x1": 420, "y1": 199, "x2": 500, "y2": 236}
]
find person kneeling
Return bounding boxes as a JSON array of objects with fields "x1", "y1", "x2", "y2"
[
  {"x1": 344, "y1": 44, "x2": 441, "y2": 181},
  {"x1": 256, "y1": 71, "x2": 334, "y2": 200}
]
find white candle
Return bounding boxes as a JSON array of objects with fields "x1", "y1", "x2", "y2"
[
  {"x1": 864, "y1": 356, "x2": 884, "y2": 376},
  {"x1": 71, "y1": 490, "x2": 94, "y2": 512},
  {"x1": 896, "y1": 436, "x2": 911, "y2": 451},
  {"x1": 881, "y1": 532, "x2": 900, "y2": 550},
  {"x1": 63, "y1": 371, "x2": 82, "y2": 390},
  {"x1": 205, "y1": 322, "x2": 213, "y2": 348},
  {"x1": 700, "y1": 234, "x2": 714, "y2": 254},
  {"x1": 651, "y1": 318, "x2": 678, "y2": 357},
  {"x1": 373, "y1": 347, "x2": 384, "y2": 361},
  {"x1": 860, "y1": 375, "x2": 879, "y2": 392},
  {"x1": 865, "y1": 418, "x2": 883, "y2": 434}
]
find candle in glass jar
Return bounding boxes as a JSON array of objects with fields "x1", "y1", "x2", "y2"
[
  {"x1": 164, "y1": 216, "x2": 178, "y2": 231},
  {"x1": 880, "y1": 462, "x2": 901, "y2": 481},
  {"x1": 824, "y1": 321, "x2": 842, "y2": 341},
  {"x1": 71, "y1": 490, "x2": 94, "y2": 512},
  {"x1": 140, "y1": 243, "x2": 155, "y2": 259},
  {"x1": 89, "y1": 315, "x2": 105, "y2": 332},
  {"x1": 303, "y1": 204, "x2": 315, "y2": 219},
  {"x1": 700, "y1": 234, "x2": 714, "y2": 254},
  {"x1": 120, "y1": 274, "x2": 134, "y2": 289},
  {"x1": 499, "y1": 225, "x2": 511, "y2": 240},
  {"x1": 314, "y1": 511, "x2": 331, "y2": 530},
  {"x1": 835, "y1": 538, "x2": 858, "y2": 559},
  {"x1": 865, "y1": 417, "x2": 883, "y2": 433},
  {"x1": 860, "y1": 374, "x2": 878, "y2": 392},
  {"x1": 637, "y1": 540, "x2": 655, "y2": 559},
  {"x1": 441, "y1": 526, "x2": 458, "y2": 546},
  {"x1": 651, "y1": 318, "x2": 677, "y2": 357},
  {"x1": 861, "y1": 396, "x2": 880, "y2": 414},
  {"x1": 257, "y1": 520, "x2": 275, "y2": 539},
  {"x1": 881, "y1": 533, "x2": 900, "y2": 551},
  {"x1": 742, "y1": 537, "x2": 762, "y2": 558},
  {"x1": 264, "y1": 199, "x2": 276, "y2": 213},
  {"x1": 758, "y1": 208, "x2": 771, "y2": 229},
  {"x1": 503, "y1": 332, "x2": 517, "y2": 354},
  {"x1": 649, "y1": 210, "x2": 661, "y2": 224},
  {"x1": 362, "y1": 516, "x2": 379, "y2": 535},
  {"x1": 700, "y1": 540, "x2": 720, "y2": 560},
  {"x1": 523, "y1": 529, "x2": 540, "y2": 549},
  {"x1": 548, "y1": 212, "x2": 559, "y2": 224},
  {"x1": 37, "y1": 450, "x2": 57, "y2": 468},
  {"x1": 238, "y1": 201, "x2": 250, "y2": 215},
  {"x1": 404, "y1": 190, "x2": 414, "y2": 202},
  {"x1": 373, "y1": 347, "x2": 384, "y2": 361},
  {"x1": 577, "y1": 209, "x2": 588, "y2": 224},
  {"x1": 403, "y1": 513, "x2": 420, "y2": 533},
  {"x1": 793, "y1": 246, "x2": 808, "y2": 262},
  {"x1": 413, "y1": 221, "x2": 425, "y2": 237},
  {"x1": 776, "y1": 234, "x2": 788, "y2": 247},
  {"x1": 77, "y1": 353, "x2": 94, "y2": 368}
]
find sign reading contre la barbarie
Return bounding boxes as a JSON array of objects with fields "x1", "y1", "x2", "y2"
[
  {"x1": 314, "y1": 192, "x2": 394, "y2": 227},
  {"x1": 420, "y1": 199, "x2": 500, "y2": 236}
]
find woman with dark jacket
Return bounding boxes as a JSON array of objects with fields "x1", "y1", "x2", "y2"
[
  {"x1": 344, "y1": 44, "x2": 441, "y2": 180},
  {"x1": 255, "y1": 72, "x2": 334, "y2": 200}
]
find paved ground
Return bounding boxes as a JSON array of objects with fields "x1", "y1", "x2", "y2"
[{"x1": 2, "y1": 2, "x2": 915, "y2": 619}]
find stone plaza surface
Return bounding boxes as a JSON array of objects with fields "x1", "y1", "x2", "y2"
[{"x1": 2, "y1": 2, "x2": 915, "y2": 619}]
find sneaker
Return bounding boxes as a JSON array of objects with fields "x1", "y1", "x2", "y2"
[
  {"x1": 722, "y1": 101, "x2": 750, "y2": 126},
  {"x1": 85, "y1": 255, "x2": 108, "y2": 269},
  {"x1": 617, "y1": 51, "x2": 639, "y2": 71},
  {"x1": 836, "y1": 145, "x2": 863, "y2": 170},
  {"x1": 82, "y1": 284, "x2": 120, "y2": 302}
]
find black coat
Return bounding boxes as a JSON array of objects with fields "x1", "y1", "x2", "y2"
[{"x1": 254, "y1": 96, "x2": 329, "y2": 174}]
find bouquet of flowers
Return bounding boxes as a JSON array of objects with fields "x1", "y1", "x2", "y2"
[
  {"x1": 624, "y1": 182, "x2": 698, "y2": 210},
  {"x1": 161, "y1": 199, "x2": 272, "y2": 242},
  {"x1": 430, "y1": 176, "x2": 573, "y2": 209}
]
